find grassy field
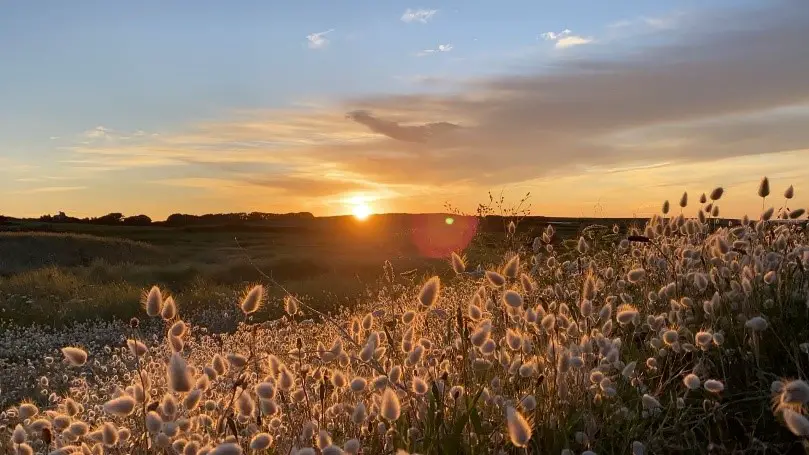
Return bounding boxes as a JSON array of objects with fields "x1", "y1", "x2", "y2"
[
  {"x1": 7, "y1": 201, "x2": 802, "y2": 454},
  {"x1": 0, "y1": 213, "x2": 609, "y2": 325}
]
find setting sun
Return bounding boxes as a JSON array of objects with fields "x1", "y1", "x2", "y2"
[{"x1": 352, "y1": 203, "x2": 372, "y2": 220}]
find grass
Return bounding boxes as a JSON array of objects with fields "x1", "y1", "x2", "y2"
[
  {"x1": 2, "y1": 187, "x2": 806, "y2": 454},
  {"x1": 0, "y1": 214, "x2": 620, "y2": 326}
]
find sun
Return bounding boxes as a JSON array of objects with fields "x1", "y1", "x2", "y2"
[{"x1": 352, "y1": 203, "x2": 373, "y2": 220}]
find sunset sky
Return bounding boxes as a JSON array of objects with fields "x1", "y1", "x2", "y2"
[{"x1": 1, "y1": 0, "x2": 807, "y2": 220}]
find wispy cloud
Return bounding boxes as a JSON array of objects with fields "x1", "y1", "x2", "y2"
[
  {"x1": 82, "y1": 126, "x2": 113, "y2": 140},
  {"x1": 416, "y1": 43, "x2": 453, "y2": 56},
  {"x1": 307, "y1": 29, "x2": 334, "y2": 49},
  {"x1": 540, "y1": 29, "x2": 593, "y2": 49},
  {"x1": 13, "y1": 186, "x2": 86, "y2": 194},
  {"x1": 401, "y1": 8, "x2": 437, "y2": 24}
]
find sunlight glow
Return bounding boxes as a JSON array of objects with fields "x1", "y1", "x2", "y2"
[{"x1": 352, "y1": 203, "x2": 372, "y2": 220}]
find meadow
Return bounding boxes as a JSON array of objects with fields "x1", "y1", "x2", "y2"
[{"x1": 1, "y1": 179, "x2": 808, "y2": 454}]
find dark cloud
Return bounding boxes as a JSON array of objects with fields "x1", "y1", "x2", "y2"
[{"x1": 345, "y1": 110, "x2": 461, "y2": 143}]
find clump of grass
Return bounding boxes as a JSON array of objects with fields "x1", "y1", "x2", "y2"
[{"x1": 0, "y1": 178, "x2": 808, "y2": 454}]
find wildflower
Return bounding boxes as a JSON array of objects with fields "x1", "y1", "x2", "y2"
[
  {"x1": 679, "y1": 192, "x2": 688, "y2": 208},
  {"x1": 240, "y1": 284, "x2": 264, "y2": 314},
  {"x1": 785, "y1": 185, "x2": 795, "y2": 199},
  {"x1": 616, "y1": 304, "x2": 638, "y2": 325},
  {"x1": 506, "y1": 406, "x2": 532, "y2": 447},
  {"x1": 61, "y1": 347, "x2": 88, "y2": 366},
  {"x1": 662, "y1": 200, "x2": 670, "y2": 215},
  {"x1": 710, "y1": 187, "x2": 724, "y2": 201}
]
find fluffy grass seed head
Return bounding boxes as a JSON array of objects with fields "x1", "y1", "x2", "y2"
[
  {"x1": 143, "y1": 285, "x2": 163, "y2": 317},
  {"x1": 502, "y1": 290, "x2": 524, "y2": 309},
  {"x1": 418, "y1": 276, "x2": 441, "y2": 308},
  {"x1": 61, "y1": 346, "x2": 88, "y2": 366},
  {"x1": 380, "y1": 388, "x2": 401, "y2": 421},
  {"x1": 506, "y1": 406, "x2": 532, "y2": 447},
  {"x1": 451, "y1": 252, "x2": 466, "y2": 274},
  {"x1": 782, "y1": 408, "x2": 809, "y2": 437},
  {"x1": 161, "y1": 296, "x2": 177, "y2": 320},
  {"x1": 167, "y1": 352, "x2": 193, "y2": 393},
  {"x1": 758, "y1": 177, "x2": 770, "y2": 198},
  {"x1": 240, "y1": 284, "x2": 264, "y2": 315},
  {"x1": 103, "y1": 395, "x2": 136, "y2": 416},
  {"x1": 683, "y1": 374, "x2": 701, "y2": 390},
  {"x1": 704, "y1": 379, "x2": 725, "y2": 393}
]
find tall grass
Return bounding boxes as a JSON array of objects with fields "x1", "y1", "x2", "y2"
[{"x1": 1, "y1": 179, "x2": 808, "y2": 454}]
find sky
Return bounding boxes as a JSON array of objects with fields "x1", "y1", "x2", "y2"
[{"x1": 1, "y1": 0, "x2": 808, "y2": 220}]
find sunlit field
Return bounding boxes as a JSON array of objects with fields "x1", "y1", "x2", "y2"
[{"x1": 2, "y1": 178, "x2": 809, "y2": 454}]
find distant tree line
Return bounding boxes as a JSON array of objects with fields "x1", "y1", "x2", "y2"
[
  {"x1": 33, "y1": 211, "x2": 313, "y2": 227},
  {"x1": 162, "y1": 212, "x2": 313, "y2": 226}
]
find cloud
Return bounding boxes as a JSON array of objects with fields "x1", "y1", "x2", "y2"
[
  {"x1": 416, "y1": 43, "x2": 453, "y2": 56},
  {"x1": 346, "y1": 110, "x2": 461, "y2": 142},
  {"x1": 307, "y1": 29, "x2": 334, "y2": 49},
  {"x1": 13, "y1": 186, "x2": 86, "y2": 194},
  {"x1": 540, "y1": 29, "x2": 593, "y2": 48},
  {"x1": 82, "y1": 126, "x2": 113, "y2": 140},
  {"x1": 401, "y1": 8, "x2": 437, "y2": 24},
  {"x1": 58, "y1": 2, "x2": 809, "y2": 216}
]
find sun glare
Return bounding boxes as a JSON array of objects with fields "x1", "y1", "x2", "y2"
[{"x1": 352, "y1": 203, "x2": 372, "y2": 220}]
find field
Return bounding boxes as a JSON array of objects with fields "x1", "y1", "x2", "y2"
[{"x1": 1, "y1": 184, "x2": 809, "y2": 454}]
